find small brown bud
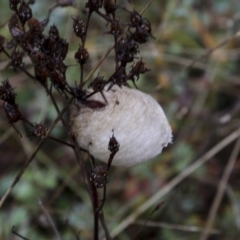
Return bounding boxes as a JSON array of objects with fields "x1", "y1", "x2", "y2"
[
  {"x1": 11, "y1": 50, "x2": 24, "y2": 69},
  {"x1": 91, "y1": 165, "x2": 108, "y2": 188},
  {"x1": 108, "y1": 133, "x2": 120, "y2": 153},
  {"x1": 75, "y1": 46, "x2": 89, "y2": 64},
  {"x1": 109, "y1": 20, "x2": 122, "y2": 36},
  {"x1": 32, "y1": 123, "x2": 48, "y2": 139},
  {"x1": 49, "y1": 24, "x2": 59, "y2": 41},
  {"x1": 9, "y1": 0, "x2": 20, "y2": 10},
  {"x1": 0, "y1": 79, "x2": 16, "y2": 104},
  {"x1": 18, "y1": 1, "x2": 32, "y2": 25},
  {"x1": 28, "y1": 18, "x2": 42, "y2": 32},
  {"x1": 72, "y1": 16, "x2": 86, "y2": 39},
  {"x1": 4, "y1": 103, "x2": 22, "y2": 123},
  {"x1": 104, "y1": 0, "x2": 117, "y2": 14}
]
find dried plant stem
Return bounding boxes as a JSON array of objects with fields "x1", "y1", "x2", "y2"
[
  {"x1": 107, "y1": 127, "x2": 240, "y2": 239},
  {"x1": 200, "y1": 130, "x2": 240, "y2": 240},
  {"x1": 0, "y1": 99, "x2": 72, "y2": 209},
  {"x1": 188, "y1": 30, "x2": 240, "y2": 69},
  {"x1": 92, "y1": 183, "x2": 99, "y2": 240},
  {"x1": 133, "y1": 220, "x2": 220, "y2": 235},
  {"x1": 99, "y1": 211, "x2": 112, "y2": 240},
  {"x1": 38, "y1": 198, "x2": 62, "y2": 240},
  {"x1": 12, "y1": 226, "x2": 29, "y2": 240}
]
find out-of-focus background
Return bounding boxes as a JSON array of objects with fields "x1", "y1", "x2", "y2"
[{"x1": 1, "y1": 0, "x2": 240, "y2": 239}]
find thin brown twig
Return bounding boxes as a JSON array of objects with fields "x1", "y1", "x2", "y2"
[
  {"x1": 38, "y1": 198, "x2": 62, "y2": 240},
  {"x1": 187, "y1": 31, "x2": 240, "y2": 69},
  {"x1": 99, "y1": 211, "x2": 112, "y2": 240},
  {"x1": 0, "y1": 98, "x2": 73, "y2": 209},
  {"x1": 200, "y1": 130, "x2": 240, "y2": 240},
  {"x1": 133, "y1": 220, "x2": 220, "y2": 235}
]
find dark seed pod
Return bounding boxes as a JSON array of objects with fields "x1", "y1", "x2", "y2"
[
  {"x1": 50, "y1": 70, "x2": 67, "y2": 92},
  {"x1": 30, "y1": 49, "x2": 44, "y2": 65},
  {"x1": 91, "y1": 165, "x2": 108, "y2": 188},
  {"x1": 132, "y1": 18, "x2": 154, "y2": 44},
  {"x1": 28, "y1": 18, "x2": 44, "y2": 32},
  {"x1": 49, "y1": 24, "x2": 59, "y2": 41},
  {"x1": 72, "y1": 16, "x2": 86, "y2": 40},
  {"x1": 133, "y1": 26, "x2": 149, "y2": 44},
  {"x1": 0, "y1": 79, "x2": 16, "y2": 104},
  {"x1": 130, "y1": 59, "x2": 150, "y2": 79},
  {"x1": 85, "y1": 0, "x2": 103, "y2": 12},
  {"x1": 89, "y1": 75, "x2": 106, "y2": 92},
  {"x1": 34, "y1": 63, "x2": 49, "y2": 86},
  {"x1": 75, "y1": 45, "x2": 89, "y2": 64},
  {"x1": 32, "y1": 123, "x2": 48, "y2": 139},
  {"x1": 109, "y1": 20, "x2": 122, "y2": 36},
  {"x1": 72, "y1": 87, "x2": 87, "y2": 101},
  {"x1": 115, "y1": 38, "x2": 136, "y2": 64},
  {"x1": 4, "y1": 103, "x2": 22, "y2": 123},
  {"x1": 130, "y1": 10, "x2": 142, "y2": 27},
  {"x1": 56, "y1": 39, "x2": 69, "y2": 60},
  {"x1": 108, "y1": 67, "x2": 127, "y2": 89},
  {"x1": 9, "y1": 0, "x2": 20, "y2": 10},
  {"x1": 11, "y1": 50, "x2": 24, "y2": 69},
  {"x1": 18, "y1": 1, "x2": 32, "y2": 25},
  {"x1": 103, "y1": 0, "x2": 117, "y2": 14},
  {"x1": 108, "y1": 133, "x2": 120, "y2": 153}
]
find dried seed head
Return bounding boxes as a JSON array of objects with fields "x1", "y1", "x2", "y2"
[
  {"x1": 91, "y1": 165, "x2": 108, "y2": 188},
  {"x1": 34, "y1": 64, "x2": 49, "y2": 85},
  {"x1": 32, "y1": 123, "x2": 48, "y2": 139},
  {"x1": 109, "y1": 20, "x2": 122, "y2": 36},
  {"x1": 130, "y1": 10, "x2": 142, "y2": 26},
  {"x1": 108, "y1": 133, "x2": 120, "y2": 154},
  {"x1": 89, "y1": 75, "x2": 106, "y2": 92},
  {"x1": 72, "y1": 16, "x2": 86, "y2": 40},
  {"x1": 9, "y1": 0, "x2": 20, "y2": 10},
  {"x1": 108, "y1": 67, "x2": 127, "y2": 89},
  {"x1": 0, "y1": 79, "x2": 16, "y2": 104},
  {"x1": 70, "y1": 85, "x2": 172, "y2": 167},
  {"x1": 56, "y1": 39, "x2": 68, "y2": 60},
  {"x1": 28, "y1": 18, "x2": 43, "y2": 32},
  {"x1": 4, "y1": 103, "x2": 22, "y2": 123},
  {"x1": 11, "y1": 50, "x2": 24, "y2": 69},
  {"x1": 50, "y1": 70, "x2": 67, "y2": 92},
  {"x1": 75, "y1": 45, "x2": 89, "y2": 64},
  {"x1": 85, "y1": 0, "x2": 103, "y2": 12},
  {"x1": 49, "y1": 25, "x2": 59, "y2": 41},
  {"x1": 104, "y1": 0, "x2": 116, "y2": 14},
  {"x1": 128, "y1": 59, "x2": 150, "y2": 82},
  {"x1": 18, "y1": 1, "x2": 32, "y2": 25}
]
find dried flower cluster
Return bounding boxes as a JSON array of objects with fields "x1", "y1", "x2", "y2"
[{"x1": 0, "y1": 1, "x2": 172, "y2": 238}]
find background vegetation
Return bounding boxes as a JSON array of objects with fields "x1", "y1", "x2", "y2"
[{"x1": 1, "y1": 0, "x2": 240, "y2": 239}]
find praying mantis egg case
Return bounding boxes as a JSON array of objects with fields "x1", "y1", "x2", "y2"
[{"x1": 70, "y1": 85, "x2": 172, "y2": 167}]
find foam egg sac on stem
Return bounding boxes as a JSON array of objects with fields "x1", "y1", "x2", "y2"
[{"x1": 70, "y1": 85, "x2": 172, "y2": 167}]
